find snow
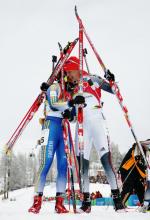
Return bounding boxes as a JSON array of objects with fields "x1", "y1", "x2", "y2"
[{"x1": 0, "y1": 183, "x2": 149, "y2": 220}]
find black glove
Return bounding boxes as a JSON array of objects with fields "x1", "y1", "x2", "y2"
[
  {"x1": 40, "y1": 82, "x2": 49, "y2": 92},
  {"x1": 74, "y1": 95, "x2": 85, "y2": 105},
  {"x1": 62, "y1": 109, "x2": 71, "y2": 119},
  {"x1": 62, "y1": 109, "x2": 74, "y2": 121},
  {"x1": 104, "y1": 69, "x2": 115, "y2": 82},
  {"x1": 68, "y1": 96, "x2": 85, "y2": 107}
]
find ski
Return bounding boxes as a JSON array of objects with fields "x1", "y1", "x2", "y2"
[
  {"x1": 75, "y1": 6, "x2": 85, "y2": 194},
  {"x1": 74, "y1": 6, "x2": 149, "y2": 168},
  {"x1": 75, "y1": 6, "x2": 106, "y2": 72},
  {"x1": 62, "y1": 119, "x2": 77, "y2": 213},
  {"x1": 67, "y1": 118, "x2": 80, "y2": 187},
  {"x1": 5, "y1": 38, "x2": 78, "y2": 154}
]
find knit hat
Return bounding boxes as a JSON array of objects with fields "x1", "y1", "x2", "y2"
[{"x1": 63, "y1": 56, "x2": 80, "y2": 71}]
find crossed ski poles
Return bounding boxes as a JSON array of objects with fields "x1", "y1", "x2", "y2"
[
  {"x1": 75, "y1": 6, "x2": 149, "y2": 168},
  {"x1": 5, "y1": 38, "x2": 78, "y2": 154}
]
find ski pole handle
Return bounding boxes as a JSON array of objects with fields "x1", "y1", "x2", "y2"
[
  {"x1": 52, "y1": 55, "x2": 57, "y2": 72},
  {"x1": 83, "y1": 48, "x2": 90, "y2": 73}
]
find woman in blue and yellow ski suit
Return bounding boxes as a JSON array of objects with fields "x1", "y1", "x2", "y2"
[{"x1": 29, "y1": 82, "x2": 71, "y2": 214}]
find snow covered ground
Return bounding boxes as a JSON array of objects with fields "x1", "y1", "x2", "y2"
[{"x1": 0, "y1": 183, "x2": 149, "y2": 220}]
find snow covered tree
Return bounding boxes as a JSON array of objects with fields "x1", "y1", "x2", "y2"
[{"x1": 110, "y1": 142, "x2": 123, "y2": 170}]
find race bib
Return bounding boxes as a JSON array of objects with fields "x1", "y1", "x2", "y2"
[{"x1": 40, "y1": 128, "x2": 49, "y2": 146}]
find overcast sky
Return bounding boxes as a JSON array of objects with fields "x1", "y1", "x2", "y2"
[{"x1": 0, "y1": 0, "x2": 150, "y2": 155}]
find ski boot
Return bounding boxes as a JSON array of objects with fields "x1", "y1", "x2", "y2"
[
  {"x1": 79, "y1": 192, "x2": 91, "y2": 213},
  {"x1": 138, "y1": 202, "x2": 150, "y2": 213},
  {"x1": 28, "y1": 195, "x2": 42, "y2": 214},
  {"x1": 111, "y1": 189, "x2": 126, "y2": 212},
  {"x1": 147, "y1": 204, "x2": 150, "y2": 212},
  {"x1": 55, "y1": 193, "x2": 69, "y2": 214}
]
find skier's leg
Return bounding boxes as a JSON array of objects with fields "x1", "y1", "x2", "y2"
[
  {"x1": 75, "y1": 115, "x2": 92, "y2": 190},
  {"x1": 92, "y1": 111, "x2": 124, "y2": 211},
  {"x1": 134, "y1": 179, "x2": 145, "y2": 205},
  {"x1": 91, "y1": 111, "x2": 118, "y2": 189},
  {"x1": 121, "y1": 192, "x2": 131, "y2": 206},
  {"x1": 100, "y1": 151, "x2": 124, "y2": 211},
  {"x1": 75, "y1": 119, "x2": 92, "y2": 213},
  {"x1": 29, "y1": 120, "x2": 57, "y2": 213},
  {"x1": 120, "y1": 178, "x2": 132, "y2": 206},
  {"x1": 100, "y1": 152, "x2": 118, "y2": 189},
  {"x1": 77, "y1": 157, "x2": 90, "y2": 193},
  {"x1": 119, "y1": 171, "x2": 132, "y2": 205},
  {"x1": 56, "y1": 135, "x2": 67, "y2": 194},
  {"x1": 34, "y1": 122, "x2": 57, "y2": 194},
  {"x1": 77, "y1": 156, "x2": 91, "y2": 213}
]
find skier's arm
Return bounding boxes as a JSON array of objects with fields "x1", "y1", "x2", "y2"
[
  {"x1": 47, "y1": 84, "x2": 69, "y2": 111},
  {"x1": 90, "y1": 75, "x2": 114, "y2": 94}
]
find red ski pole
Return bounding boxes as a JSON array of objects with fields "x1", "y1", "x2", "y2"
[
  {"x1": 75, "y1": 7, "x2": 85, "y2": 193},
  {"x1": 62, "y1": 119, "x2": 77, "y2": 213}
]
